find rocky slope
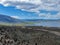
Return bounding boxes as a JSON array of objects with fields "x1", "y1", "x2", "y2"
[{"x1": 0, "y1": 26, "x2": 60, "y2": 45}]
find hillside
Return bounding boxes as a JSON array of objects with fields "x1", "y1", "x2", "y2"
[
  {"x1": 0, "y1": 26, "x2": 60, "y2": 45},
  {"x1": 0, "y1": 14, "x2": 22, "y2": 23}
]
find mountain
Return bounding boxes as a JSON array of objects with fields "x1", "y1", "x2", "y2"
[
  {"x1": 0, "y1": 14, "x2": 40, "y2": 23},
  {"x1": 0, "y1": 14, "x2": 60, "y2": 23},
  {"x1": 0, "y1": 14, "x2": 22, "y2": 23}
]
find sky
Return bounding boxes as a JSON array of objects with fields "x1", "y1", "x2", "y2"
[{"x1": 0, "y1": 0, "x2": 60, "y2": 19}]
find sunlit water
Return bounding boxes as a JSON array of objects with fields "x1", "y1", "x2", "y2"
[{"x1": 27, "y1": 20, "x2": 60, "y2": 27}]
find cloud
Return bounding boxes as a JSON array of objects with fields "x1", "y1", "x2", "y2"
[
  {"x1": 11, "y1": 16, "x2": 20, "y2": 19},
  {"x1": 39, "y1": 12, "x2": 60, "y2": 19},
  {"x1": 1, "y1": 0, "x2": 60, "y2": 11},
  {"x1": 0, "y1": 0, "x2": 60, "y2": 19}
]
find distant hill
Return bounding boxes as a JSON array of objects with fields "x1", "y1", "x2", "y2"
[
  {"x1": 0, "y1": 14, "x2": 22, "y2": 23},
  {"x1": 0, "y1": 14, "x2": 60, "y2": 23}
]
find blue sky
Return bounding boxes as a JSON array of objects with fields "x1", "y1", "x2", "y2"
[
  {"x1": 0, "y1": 5, "x2": 38, "y2": 19},
  {"x1": 0, "y1": 0, "x2": 60, "y2": 19},
  {"x1": 0, "y1": 4, "x2": 39, "y2": 19}
]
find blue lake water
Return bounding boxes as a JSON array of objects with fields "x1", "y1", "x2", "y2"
[{"x1": 27, "y1": 20, "x2": 60, "y2": 27}]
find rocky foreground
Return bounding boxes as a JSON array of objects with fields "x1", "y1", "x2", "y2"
[{"x1": 0, "y1": 26, "x2": 60, "y2": 45}]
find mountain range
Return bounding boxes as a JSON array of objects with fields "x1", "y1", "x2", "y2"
[
  {"x1": 0, "y1": 14, "x2": 60, "y2": 23},
  {"x1": 0, "y1": 14, "x2": 22, "y2": 23}
]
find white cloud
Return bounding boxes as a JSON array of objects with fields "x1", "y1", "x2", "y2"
[
  {"x1": 0, "y1": 0, "x2": 60, "y2": 11},
  {"x1": 39, "y1": 12, "x2": 60, "y2": 19},
  {"x1": 0, "y1": 0, "x2": 42, "y2": 12},
  {"x1": 0, "y1": 0, "x2": 60, "y2": 19},
  {"x1": 11, "y1": 16, "x2": 20, "y2": 19}
]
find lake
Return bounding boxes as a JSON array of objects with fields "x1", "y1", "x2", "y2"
[{"x1": 26, "y1": 20, "x2": 60, "y2": 27}]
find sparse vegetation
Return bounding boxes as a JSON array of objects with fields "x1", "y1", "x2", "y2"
[
  {"x1": 0, "y1": 22, "x2": 35, "y2": 26},
  {"x1": 0, "y1": 26, "x2": 60, "y2": 45}
]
